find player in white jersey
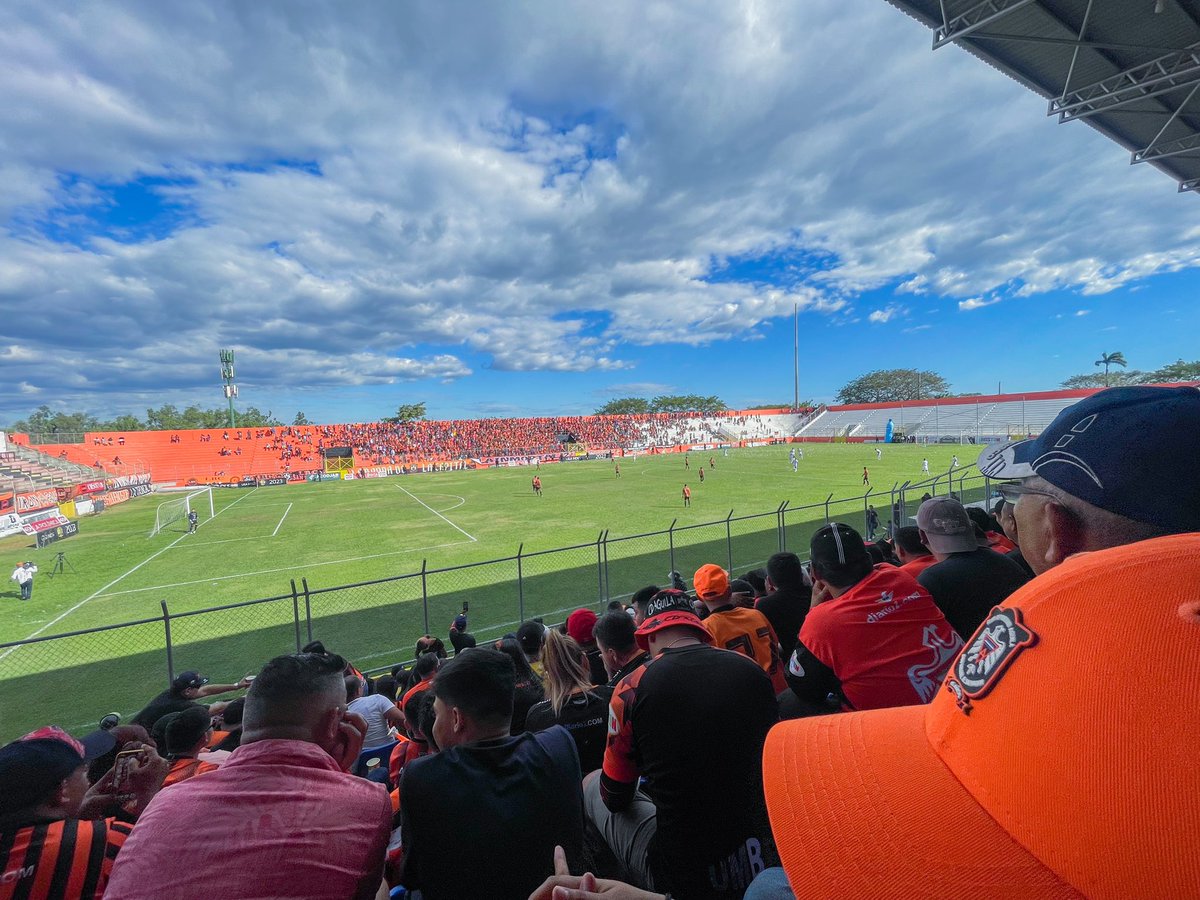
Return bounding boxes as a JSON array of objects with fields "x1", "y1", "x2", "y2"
[
  {"x1": 875, "y1": 446, "x2": 882, "y2": 460},
  {"x1": 922, "y1": 458, "x2": 930, "y2": 474}
]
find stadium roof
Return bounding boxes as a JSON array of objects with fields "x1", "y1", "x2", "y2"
[{"x1": 886, "y1": 0, "x2": 1200, "y2": 193}]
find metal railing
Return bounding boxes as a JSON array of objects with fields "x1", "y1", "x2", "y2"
[{"x1": 0, "y1": 467, "x2": 993, "y2": 737}]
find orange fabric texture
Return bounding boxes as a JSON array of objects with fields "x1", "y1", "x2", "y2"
[
  {"x1": 702, "y1": 607, "x2": 785, "y2": 693},
  {"x1": 763, "y1": 533, "x2": 1200, "y2": 898}
]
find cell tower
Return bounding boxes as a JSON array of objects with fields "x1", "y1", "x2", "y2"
[{"x1": 219, "y1": 349, "x2": 238, "y2": 428}]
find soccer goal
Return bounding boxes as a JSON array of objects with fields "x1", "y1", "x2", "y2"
[{"x1": 149, "y1": 488, "x2": 215, "y2": 537}]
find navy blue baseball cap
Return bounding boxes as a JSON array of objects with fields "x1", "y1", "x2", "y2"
[{"x1": 976, "y1": 386, "x2": 1200, "y2": 532}]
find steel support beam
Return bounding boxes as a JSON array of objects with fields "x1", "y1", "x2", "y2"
[
  {"x1": 1178, "y1": 176, "x2": 1200, "y2": 192},
  {"x1": 933, "y1": 0, "x2": 1037, "y2": 49},
  {"x1": 1050, "y1": 46, "x2": 1200, "y2": 122}
]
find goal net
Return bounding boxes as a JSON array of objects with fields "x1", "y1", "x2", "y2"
[{"x1": 149, "y1": 488, "x2": 215, "y2": 537}]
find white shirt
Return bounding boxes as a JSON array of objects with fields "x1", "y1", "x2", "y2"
[
  {"x1": 348, "y1": 693, "x2": 398, "y2": 749},
  {"x1": 11, "y1": 566, "x2": 34, "y2": 585}
]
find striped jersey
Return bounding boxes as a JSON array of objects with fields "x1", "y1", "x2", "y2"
[{"x1": 0, "y1": 818, "x2": 132, "y2": 900}]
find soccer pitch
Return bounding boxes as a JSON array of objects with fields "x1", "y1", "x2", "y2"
[{"x1": 0, "y1": 443, "x2": 977, "y2": 737}]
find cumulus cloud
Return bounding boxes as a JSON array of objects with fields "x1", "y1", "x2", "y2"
[{"x1": 2, "y1": 0, "x2": 1199, "y2": 418}]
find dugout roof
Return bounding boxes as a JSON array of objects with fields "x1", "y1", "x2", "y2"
[{"x1": 886, "y1": 0, "x2": 1200, "y2": 193}]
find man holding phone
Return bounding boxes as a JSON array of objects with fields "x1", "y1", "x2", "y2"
[{"x1": 108, "y1": 651, "x2": 392, "y2": 900}]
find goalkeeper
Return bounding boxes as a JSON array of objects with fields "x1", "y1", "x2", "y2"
[{"x1": 187, "y1": 509, "x2": 199, "y2": 533}]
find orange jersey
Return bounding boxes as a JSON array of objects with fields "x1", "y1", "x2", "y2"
[
  {"x1": 702, "y1": 606, "x2": 786, "y2": 692},
  {"x1": 161, "y1": 757, "x2": 219, "y2": 788},
  {"x1": 0, "y1": 818, "x2": 133, "y2": 899}
]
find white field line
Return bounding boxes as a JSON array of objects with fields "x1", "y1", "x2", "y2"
[
  {"x1": 271, "y1": 503, "x2": 293, "y2": 537},
  {"x1": 0, "y1": 488, "x2": 261, "y2": 660},
  {"x1": 395, "y1": 485, "x2": 476, "y2": 542},
  {"x1": 93, "y1": 538, "x2": 476, "y2": 599}
]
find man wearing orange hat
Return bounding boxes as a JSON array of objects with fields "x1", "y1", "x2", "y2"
[
  {"x1": 586, "y1": 589, "x2": 779, "y2": 899},
  {"x1": 694, "y1": 564, "x2": 786, "y2": 693}
]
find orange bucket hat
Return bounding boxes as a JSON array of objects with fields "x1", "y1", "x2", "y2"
[{"x1": 762, "y1": 532, "x2": 1200, "y2": 898}]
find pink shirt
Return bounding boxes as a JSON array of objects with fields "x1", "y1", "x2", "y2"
[{"x1": 106, "y1": 739, "x2": 392, "y2": 900}]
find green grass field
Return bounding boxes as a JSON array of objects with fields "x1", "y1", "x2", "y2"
[{"x1": 0, "y1": 443, "x2": 983, "y2": 738}]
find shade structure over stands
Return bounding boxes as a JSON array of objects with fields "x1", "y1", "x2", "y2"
[{"x1": 886, "y1": 0, "x2": 1200, "y2": 194}]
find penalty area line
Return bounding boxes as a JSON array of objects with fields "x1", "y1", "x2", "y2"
[
  {"x1": 92, "y1": 538, "x2": 477, "y2": 599},
  {"x1": 271, "y1": 503, "x2": 293, "y2": 537},
  {"x1": 394, "y1": 484, "x2": 476, "y2": 542},
  {"x1": 0, "y1": 487, "x2": 261, "y2": 661}
]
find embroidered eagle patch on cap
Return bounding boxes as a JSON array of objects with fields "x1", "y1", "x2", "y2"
[{"x1": 944, "y1": 607, "x2": 1037, "y2": 714}]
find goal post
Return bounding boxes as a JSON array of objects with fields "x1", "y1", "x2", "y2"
[{"x1": 149, "y1": 487, "x2": 215, "y2": 537}]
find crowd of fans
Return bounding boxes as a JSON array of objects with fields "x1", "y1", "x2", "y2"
[{"x1": 3, "y1": 386, "x2": 1198, "y2": 898}]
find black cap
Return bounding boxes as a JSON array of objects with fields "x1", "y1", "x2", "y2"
[
  {"x1": 810, "y1": 523, "x2": 872, "y2": 573},
  {"x1": 171, "y1": 671, "x2": 209, "y2": 693}
]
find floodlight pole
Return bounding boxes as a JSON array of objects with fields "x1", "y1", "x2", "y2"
[
  {"x1": 219, "y1": 349, "x2": 238, "y2": 428},
  {"x1": 793, "y1": 303, "x2": 799, "y2": 411}
]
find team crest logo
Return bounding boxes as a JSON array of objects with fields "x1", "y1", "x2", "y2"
[
  {"x1": 944, "y1": 606, "x2": 1037, "y2": 715},
  {"x1": 876, "y1": 590, "x2": 894, "y2": 605}
]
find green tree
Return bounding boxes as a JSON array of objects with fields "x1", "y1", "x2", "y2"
[
  {"x1": 1149, "y1": 359, "x2": 1200, "y2": 383},
  {"x1": 237, "y1": 407, "x2": 284, "y2": 427},
  {"x1": 1061, "y1": 370, "x2": 1147, "y2": 390},
  {"x1": 8, "y1": 406, "x2": 100, "y2": 437},
  {"x1": 595, "y1": 398, "x2": 652, "y2": 415},
  {"x1": 106, "y1": 414, "x2": 145, "y2": 431},
  {"x1": 746, "y1": 401, "x2": 814, "y2": 410},
  {"x1": 835, "y1": 369, "x2": 951, "y2": 404},
  {"x1": 649, "y1": 395, "x2": 727, "y2": 414},
  {"x1": 1093, "y1": 351, "x2": 1128, "y2": 387},
  {"x1": 293, "y1": 411, "x2": 311, "y2": 425},
  {"x1": 383, "y1": 402, "x2": 427, "y2": 424}
]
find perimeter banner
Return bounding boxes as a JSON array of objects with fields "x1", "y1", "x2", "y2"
[{"x1": 16, "y1": 489, "x2": 58, "y2": 514}]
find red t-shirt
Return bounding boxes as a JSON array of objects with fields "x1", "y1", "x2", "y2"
[
  {"x1": 900, "y1": 554, "x2": 938, "y2": 578},
  {"x1": 798, "y1": 564, "x2": 963, "y2": 710}
]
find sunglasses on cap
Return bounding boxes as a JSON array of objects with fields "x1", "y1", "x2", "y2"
[{"x1": 995, "y1": 482, "x2": 1060, "y2": 506}]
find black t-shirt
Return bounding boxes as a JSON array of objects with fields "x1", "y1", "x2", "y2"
[
  {"x1": 1007, "y1": 546, "x2": 1036, "y2": 578},
  {"x1": 510, "y1": 676, "x2": 545, "y2": 735},
  {"x1": 918, "y1": 547, "x2": 1030, "y2": 639},
  {"x1": 525, "y1": 687, "x2": 613, "y2": 773},
  {"x1": 399, "y1": 726, "x2": 584, "y2": 900},
  {"x1": 130, "y1": 691, "x2": 202, "y2": 730},
  {"x1": 449, "y1": 628, "x2": 476, "y2": 654},
  {"x1": 606, "y1": 652, "x2": 651, "y2": 688},
  {"x1": 602, "y1": 645, "x2": 779, "y2": 898},
  {"x1": 755, "y1": 587, "x2": 809, "y2": 662}
]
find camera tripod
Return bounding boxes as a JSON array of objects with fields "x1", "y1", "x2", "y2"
[{"x1": 48, "y1": 551, "x2": 76, "y2": 578}]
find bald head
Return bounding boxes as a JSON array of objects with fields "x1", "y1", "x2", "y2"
[{"x1": 242, "y1": 652, "x2": 348, "y2": 743}]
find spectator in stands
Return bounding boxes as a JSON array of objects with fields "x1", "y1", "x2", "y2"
[
  {"x1": 517, "y1": 619, "x2": 547, "y2": 678},
  {"x1": 0, "y1": 725, "x2": 168, "y2": 899},
  {"x1": 566, "y1": 608, "x2": 608, "y2": 686},
  {"x1": 762, "y1": 533, "x2": 1200, "y2": 897},
  {"x1": 966, "y1": 505, "x2": 1016, "y2": 553},
  {"x1": 786, "y1": 523, "x2": 962, "y2": 714},
  {"x1": 977, "y1": 385, "x2": 1200, "y2": 575},
  {"x1": 399, "y1": 653, "x2": 439, "y2": 713},
  {"x1": 160, "y1": 707, "x2": 220, "y2": 787},
  {"x1": 399, "y1": 648, "x2": 585, "y2": 899},
  {"x1": 893, "y1": 524, "x2": 937, "y2": 577},
  {"x1": 208, "y1": 697, "x2": 245, "y2": 752},
  {"x1": 448, "y1": 612, "x2": 475, "y2": 655},
  {"x1": 414, "y1": 635, "x2": 447, "y2": 659},
  {"x1": 493, "y1": 637, "x2": 545, "y2": 734},
  {"x1": 594, "y1": 610, "x2": 650, "y2": 687},
  {"x1": 916, "y1": 497, "x2": 1029, "y2": 639},
  {"x1": 588, "y1": 589, "x2": 779, "y2": 898},
  {"x1": 994, "y1": 499, "x2": 1036, "y2": 578},
  {"x1": 742, "y1": 568, "x2": 767, "y2": 598},
  {"x1": 107, "y1": 651, "x2": 391, "y2": 900},
  {"x1": 346, "y1": 674, "x2": 405, "y2": 749},
  {"x1": 756, "y1": 551, "x2": 810, "y2": 663},
  {"x1": 526, "y1": 630, "x2": 614, "y2": 774},
  {"x1": 695, "y1": 564, "x2": 786, "y2": 693},
  {"x1": 389, "y1": 691, "x2": 435, "y2": 787},
  {"x1": 131, "y1": 670, "x2": 251, "y2": 730},
  {"x1": 728, "y1": 577, "x2": 758, "y2": 609},
  {"x1": 629, "y1": 585, "x2": 661, "y2": 625}
]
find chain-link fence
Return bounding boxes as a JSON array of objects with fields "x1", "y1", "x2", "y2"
[{"x1": 0, "y1": 470, "x2": 995, "y2": 736}]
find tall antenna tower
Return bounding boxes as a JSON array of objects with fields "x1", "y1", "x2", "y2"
[{"x1": 219, "y1": 349, "x2": 238, "y2": 428}]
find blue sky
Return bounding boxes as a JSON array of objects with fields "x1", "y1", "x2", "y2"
[{"x1": 2, "y1": 0, "x2": 1199, "y2": 426}]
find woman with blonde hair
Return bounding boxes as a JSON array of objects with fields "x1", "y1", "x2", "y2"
[{"x1": 525, "y1": 629, "x2": 613, "y2": 773}]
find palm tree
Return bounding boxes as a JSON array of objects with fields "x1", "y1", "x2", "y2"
[{"x1": 1094, "y1": 351, "x2": 1128, "y2": 387}]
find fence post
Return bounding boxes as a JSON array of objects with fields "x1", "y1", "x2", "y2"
[
  {"x1": 668, "y1": 519, "x2": 677, "y2": 577},
  {"x1": 517, "y1": 544, "x2": 525, "y2": 623},
  {"x1": 778, "y1": 501, "x2": 788, "y2": 552},
  {"x1": 301, "y1": 578, "x2": 313, "y2": 645},
  {"x1": 824, "y1": 492, "x2": 834, "y2": 524},
  {"x1": 595, "y1": 531, "x2": 605, "y2": 608},
  {"x1": 160, "y1": 600, "x2": 174, "y2": 686},
  {"x1": 725, "y1": 510, "x2": 734, "y2": 573},
  {"x1": 601, "y1": 530, "x2": 610, "y2": 604},
  {"x1": 290, "y1": 579, "x2": 302, "y2": 652},
  {"x1": 420, "y1": 559, "x2": 430, "y2": 636}
]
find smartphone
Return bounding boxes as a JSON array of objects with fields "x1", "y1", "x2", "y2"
[
  {"x1": 112, "y1": 748, "x2": 145, "y2": 796},
  {"x1": 462, "y1": 601, "x2": 468, "y2": 614}
]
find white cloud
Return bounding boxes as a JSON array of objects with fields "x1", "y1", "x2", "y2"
[
  {"x1": 868, "y1": 305, "x2": 905, "y2": 324},
  {"x1": 958, "y1": 297, "x2": 1001, "y2": 312},
  {"x1": 1075, "y1": 309, "x2": 1090, "y2": 316}
]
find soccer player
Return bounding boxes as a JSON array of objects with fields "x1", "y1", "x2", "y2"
[
  {"x1": 952, "y1": 454, "x2": 959, "y2": 468},
  {"x1": 532, "y1": 475, "x2": 542, "y2": 496},
  {"x1": 698, "y1": 467, "x2": 705, "y2": 483},
  {"x1": 684, "y1": 455, "x2": 690, "y2": 470},
  {"x1": 682, "y1": 484, "x2": 691, "y2": 507},
  {"x1": 614, "y1": 463, "x2": 621, "y2": 478},
  {"x1": 797, "y1": 447, "x2": 804, "y2": 460},
  {"x1": 709, "y1": 456, "x2": 715, "y2": 469},
  {"x1": 862, "y1": 467, "x2": 870, "y2": 486},
  {"x1": 876, "y1": 447, "x2": 882, "y2": 460},
  {"x1": 187, "y1": 509, "x2": 199, "y2": 533},
  {"x1": 922, "y1": 458, "x2": 930, "y2": 474},
  {"x1": 791, "y1": 457, "x2": 799, "y2": 474}
]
